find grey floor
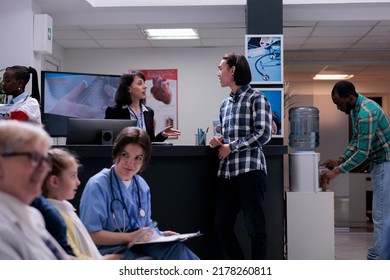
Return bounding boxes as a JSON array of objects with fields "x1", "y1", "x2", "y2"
[
  {"x1": 335, "y1": 227, "x2": 373, "y2": 260},
  {"x1": 334, "y1": 197, "x2": 374, "y2": 260}
]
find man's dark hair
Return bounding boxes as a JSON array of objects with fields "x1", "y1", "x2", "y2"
[
  {"x1": 331, "y1": 80, "x2": 358, "y2": 98},
  {"x1": 222, "y1": 53, "x2": 252, "y2": 86}
]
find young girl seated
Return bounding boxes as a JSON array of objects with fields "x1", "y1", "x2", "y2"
[{"x1": 42, "y1": 147, "x2": 122, "y2": 260}]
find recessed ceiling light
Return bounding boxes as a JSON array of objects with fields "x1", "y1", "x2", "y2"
[
  {"x1": 144, "y1": 28, "x2": 199, "y2": 40},
  {"x1": 313, "y1": 74, "x2": 354, "y2": 80},
  {"x1": 85, "y1": 0, "x2": 245, "y2": 7}
]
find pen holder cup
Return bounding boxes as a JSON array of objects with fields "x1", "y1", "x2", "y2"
[{"x1": 195, "y1": 133, "x2": 206, "y2": 146}]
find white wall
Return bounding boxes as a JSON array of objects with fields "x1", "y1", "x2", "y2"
[
  {"x1": 0, "y1": 0, "x2": 46, "y2": 93},
  {"x1": 63, "y1": 47, "x2": 242, "y2": 145},
  {"x1": 1, "y1": 0, "x2": 34, "y2": 67}
]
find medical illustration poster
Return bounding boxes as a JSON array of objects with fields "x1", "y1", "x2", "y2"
[
  {"x1": 137, "y1": 69, "x2": 178, "y2": 137},
  {"x1": 245, "y1": 35, "x2": 283, "y2": 84},
  {"x1": 258, "y1": 88, "x2": 284, "y2": 137}
]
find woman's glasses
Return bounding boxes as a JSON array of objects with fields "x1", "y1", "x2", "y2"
[{"x1": 1, "y1": 152, "x2": 52, "y2": 169}]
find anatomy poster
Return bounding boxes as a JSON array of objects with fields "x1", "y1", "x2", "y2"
[
  {"x1": 137, "y1": 69, "x2": 178, "y2": 137},
  {"x1": 245, "y1": 35, "x2": 283, "y2": 84}
]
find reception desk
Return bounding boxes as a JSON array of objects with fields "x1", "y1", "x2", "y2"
[{"x1": 58, "y1": 144, "x2": 287, "y2": 260}]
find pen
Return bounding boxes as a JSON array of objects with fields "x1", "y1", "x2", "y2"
[
  {"x1": 198, "y1": 128, "x2": 203, "y2": 145},
  {"x1": 115, "y1": 221, "x2": 158, "y2": 253},
  {"x1": 134, "y1": 221, "x2": 158, "y2": 245},
  {"x1": 200, "y1": 127, "x2": 208, "y2": 145}
]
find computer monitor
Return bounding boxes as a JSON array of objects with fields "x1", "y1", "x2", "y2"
[
  {"x1": 66, "y1": 118, "x2": 137, "y2": 145},
  {"x1": 41, "y1": 71, "x2": 121, "y2": 137}
]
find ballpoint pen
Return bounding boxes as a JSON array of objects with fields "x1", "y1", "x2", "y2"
[
  {"x1": 200, "y1": 127, "x2": 209, "y2": 145},
  {"x1": 115, "y1": 221, "x2": 158, "y2": 253}
]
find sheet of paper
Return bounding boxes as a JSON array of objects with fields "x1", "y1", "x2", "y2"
[{"x1": 134, "y1": 231, "x2": 202, "y2": 244}]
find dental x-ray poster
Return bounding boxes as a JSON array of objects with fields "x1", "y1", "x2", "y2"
[
  {"x1": 137, "y1": 69, "x2": 178, "y2": 137},
  {"x1": 245, "y1": 35, "x2": 283, "y2": 84}
]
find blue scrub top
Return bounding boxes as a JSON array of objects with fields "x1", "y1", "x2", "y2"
[{"x1": 80, "y1": 168, "x2": 152, "y2": 254}]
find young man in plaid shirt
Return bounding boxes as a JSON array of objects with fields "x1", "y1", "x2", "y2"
[{"x1": 209, "y1": 53, "x2": 272, "y2": 259}]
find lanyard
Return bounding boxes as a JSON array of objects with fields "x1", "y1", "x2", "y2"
[{"x1": 128, "y1": 107, "x2": 145, "y2": 130}]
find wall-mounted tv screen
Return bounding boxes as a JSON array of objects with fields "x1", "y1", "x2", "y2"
[{"x1": 41, "y1": 71, "x2": 120, "y2": 137}]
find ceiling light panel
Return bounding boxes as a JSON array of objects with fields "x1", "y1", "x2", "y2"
[
  {"x1": 144, "y1": 28, "x2": 199, "y2": 40},
  {"x1": 86, "y1": 0, "x2": 245, "y2": 7},
  {"x1": 313, "y1": 74, "x2": 354, "y2": 80}
]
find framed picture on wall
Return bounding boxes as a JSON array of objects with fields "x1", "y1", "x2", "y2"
[
  {"x1": 257, "y1": 88, "x2": 284, "y2": 138},
  {"x1": 137, "y1": 69, "x2": 179, "y2": 138},
  {"x1": 245, "y1": 34, "x2": 283, "y2": 84}
]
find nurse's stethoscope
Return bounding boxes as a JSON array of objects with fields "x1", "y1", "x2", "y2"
[{"x1": 109, "y1": 167, "x2": 146, "y2": 232}]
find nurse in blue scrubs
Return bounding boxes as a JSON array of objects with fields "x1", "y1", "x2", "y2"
[{"x1": 79, "y1": 127, "x2": 199, "y2": 260}]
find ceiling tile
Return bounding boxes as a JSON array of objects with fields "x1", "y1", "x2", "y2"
[
  {"x1": 54, "y1": 39, "x2": 102, "y2": 48},
  {"x1": 198, "y1": 28, "x2": 245, "y2": 38},
  {"x1": 367, "y1": 25, "x2": 390, "y2": 36},
  {"x1": 306, "y1": 36, "x2": 360, "y2": 44},
  {"x1": 301, "y1": 43, "x2": 353, "y2": 49},
  {"x1": 85, "y1": 29, "x2": 145, "y2": 40},
  {"x1": 148, "y1": 39, "x2": 202, "y2": 47},
  {"x1": 53, "y1": 25, "x2": 83, "y2": 31},
  {"x1": 317, "y1": 20, "x2": 378, "y2": 27},
  {"x1": 81, "y1": 24, "x2": 140, "y2": 30},
  {"x1": 284, "y1": 20, "x2": 318, "y2": 27},
  {"x1": 312, "y1": 26, "x2": 372, "y2": 37},
  {"x1": 139, "y1": 23, "x2": 197, "y2": 29},
  {"x1": 201, "y1": 38, "x2": 245, "y2": 47},
  {"x1": 358, "y1": 36, "x2": 390, "y2": 43},
  {"x1": 283, "y1": 27, "x2": 314, "y2": 37},
  {"x1": 96, "y1": 39, "x2": 150, "y2": 48},
  {"x1": 54, "y1": 30, "x2": 91, "y2": 40}
]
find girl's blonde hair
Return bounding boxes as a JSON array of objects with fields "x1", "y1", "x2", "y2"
[{"x1": 42, "y1": 148, "x2": 81, "y2": 197}]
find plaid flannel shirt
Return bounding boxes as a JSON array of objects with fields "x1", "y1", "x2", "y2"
[
  {"x1": 339, "y1": 94, "x2": 390, "y2": 173},
  {"x1": 218, "y1": 84, "x2": 272, "y2": 179}
]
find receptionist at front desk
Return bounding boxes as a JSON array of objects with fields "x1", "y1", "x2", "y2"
[{"x1": 104, "y1": 71, "x2": 181, "y2": 142}]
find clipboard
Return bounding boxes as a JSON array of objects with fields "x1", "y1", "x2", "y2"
[{"x1": 133, "y1": 231, "x2": 203, "y2": 245}]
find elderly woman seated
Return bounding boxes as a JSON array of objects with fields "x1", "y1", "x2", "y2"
[{"x1": 0, "y1": 120, "x2": 68, "y2": 259}]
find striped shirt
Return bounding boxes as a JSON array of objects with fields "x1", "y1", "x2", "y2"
[
  {"x1": 340, "y1": 94, "x2": 390, "y2": 173},
  {"x1": 217, "y1": 84, "x2": 272, "y2": 179}
]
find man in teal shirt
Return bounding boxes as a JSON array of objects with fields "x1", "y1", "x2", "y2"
[{"x1": 322, "y1": 81, "x2": 390, "y2": 260}]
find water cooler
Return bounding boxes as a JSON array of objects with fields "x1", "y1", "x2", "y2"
[
  {"x1": 288, "y1": 106, "x2": 320, "y2": 192},
  {"x1": 286, "y1": 106, "x2": 335, "y2": 259}
]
